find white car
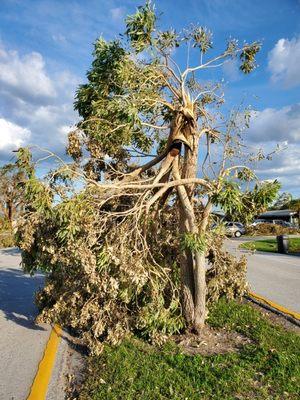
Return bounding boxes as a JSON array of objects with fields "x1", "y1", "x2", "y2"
[
  {"x1": 251, "y1": 219, "x2": 268, "y2": 226},
  {"x1": 224, "y1": 222, "x2": 246, "y2": 237}
]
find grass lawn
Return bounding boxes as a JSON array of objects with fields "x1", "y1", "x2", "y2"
[
  {"x1": 240, "y1": 238, "x2": 300, "y2": 253},
  {"x1": 77, "y1": 299, "x2": 300, "y2": 400}
]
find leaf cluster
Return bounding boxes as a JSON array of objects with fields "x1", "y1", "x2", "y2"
[
  {"x1": 239, "y1": 42, "x2": 261, "y2": 74},
  {"x1": 125, "y1": 1, "x2": 156, "y2": 52},
  {"x1": 212, "y1": 180, "x2": 281, "y2": 224}
]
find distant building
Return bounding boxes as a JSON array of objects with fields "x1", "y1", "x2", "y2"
[
  {"x1": 211, "y1": 210, "x2": 225, "y2": 220},
  {"x1": 257, "y1": 209, "x2": 298, "y2": 224}
]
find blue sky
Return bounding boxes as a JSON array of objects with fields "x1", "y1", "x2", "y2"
[{"x1": 0, "y1": 0, "x2": 300, "y2": 195}]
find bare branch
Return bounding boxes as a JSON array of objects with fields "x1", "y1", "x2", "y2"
[{"x1": 141, "y1": 122, "x2": 170, "y2": 130}]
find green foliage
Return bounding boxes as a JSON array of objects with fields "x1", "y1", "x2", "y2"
[
  {"x1": 0, "y1": 159, "x2": 27, "y2": 229},
  {"x1": 271, "y1": 192, "x2": 293, "y2": 210},
  {"x1": 239, "y1": 42, "x2": 261, "y2": 74},
  {"x1": 156, "y1": 29, "x2": 179, "y2": 51},
  {"x1": 180, "y1": 232, "x2": 206, "y2": 254},
  {"x1": 251, "y1": 180, "x2": 281, "y2": 210},
  {"x1": 226, "y1": 38, "x2": 239, "y2": 55},
  {"x1": 0, "y1": 233, "x2": 15, "y2": 248},
  {"x1": 77, "y1": 299, "x2": 300, "y2": 400},
  {"x1": 16, "y1": 163, "x2": 185, "y2": 351},
  {"x1": 73, "y1": 35, "x2": 164, "y2": 171},
  {"x1": 290, "y1": 198, "x2": 300, "y2": 210},
  {"x1": 236, "y1": 167, "x2": 256, "y2": 181},
  {"x1": 212, "y1": 180, "x2": 281, "y2": 224},
  {"x1": 70, "y1": 1, "x2": 261, "y2": 175},
  {"x1": 191, "y1": 26, "x2": 213, "y2": 53},
  {"x1": 15, "y1": 147, "x2": 35, "y2": 178},
  {"x1": 16, "y1": 148, "x2": 248, "y2": 352},
  {"x1": 125, "y1": 1, "x2": 156, "y2": 52},
  {"x1": 211, "y1": 181, "x2": 243, "y2": 217},
  {"x1": 17, "y1": 2, "x2": 265, "y2": 351}
]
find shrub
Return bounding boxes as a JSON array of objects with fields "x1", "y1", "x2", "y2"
[
  {"x1": 246, "y1": 223, "x2": 299, "y2": 236},
  {"x1": 17, "y1": 188, "x2": 248, "y2": 353}
]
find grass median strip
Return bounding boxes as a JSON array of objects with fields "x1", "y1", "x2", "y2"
[
  {"x1": 77, "y1": 299, "x2": 300, "y2": 400},
  {"x1": 240, "y1": 238, "x2": 300, "y2": 253}
]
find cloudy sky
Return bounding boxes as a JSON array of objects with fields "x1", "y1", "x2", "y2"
[{"x1": 0, "y1": 0, "x2": 300, "y2": 195}]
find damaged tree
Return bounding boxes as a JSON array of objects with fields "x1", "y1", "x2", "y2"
[
  {"x1": 69, "y1": 2, "x2": 261, "y2": 331},
  {"x1": 16, "y1": 2, "x2": 280, "y2": 350}
]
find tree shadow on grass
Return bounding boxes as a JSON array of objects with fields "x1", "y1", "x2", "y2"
[{"x1": 0, "y1": 267, "x2": 46, "y2": 331}]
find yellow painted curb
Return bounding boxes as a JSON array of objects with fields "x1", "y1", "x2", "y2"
[
  {"x1": 250, "y1": 292, "x2": 300, "y2": 321},
  {"x1": 27, "y1": 324, "x2": 62, "y2": 400}
]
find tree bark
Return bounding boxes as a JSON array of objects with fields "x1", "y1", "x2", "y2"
[
  {"x1": 7, "y1": 201, "x2": 13, "y2": 226},
  {"x1": 182, "y1": 127, "x2": 208, "y2": 332},
  {"x1": 193, "y1": 251, "x2": 207, "y2": 329},
  {"x1": 178, "y1": 206, "x2": 195, "y2": 326},
  {"x1": 172, "y1": 116, "x2": 210, "y2": 332}
]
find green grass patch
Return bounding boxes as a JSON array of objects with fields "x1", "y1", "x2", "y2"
[
  {"x1": 78, "y1": 299, "x2": 300, "y2": 400},
  {"x1": 240, "y1": 238, "x2": 300, "y2": 253}
]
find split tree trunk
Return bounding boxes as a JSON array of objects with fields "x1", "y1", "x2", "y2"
[
  {"x1": 170, "y1": 114, "x2": 208, "y2": 332},
  {"x1": 178, "y1": 206, "x2": 195, "y2": 326}
]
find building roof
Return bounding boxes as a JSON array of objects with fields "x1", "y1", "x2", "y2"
[
  {"x1": 258, "y1": 209, "x2": 297, "y2": 218},
  {"x1": 212, "y1": 210, "x2": 225, "y2": 217}
]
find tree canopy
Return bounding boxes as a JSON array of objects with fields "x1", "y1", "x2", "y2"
[
  {"x1": 0, "y1": 163, "x2": 25, "y2": 226},
  {"x1": 16, "y1": 1, "x2": 279, "y2": 352}
]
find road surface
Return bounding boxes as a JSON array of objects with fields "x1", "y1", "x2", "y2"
[
  {"x1": 0, "y1": 248, "x2": 67, "y2": 400},
  {"x1": 226, "y1": 238, "x2": 300, "y2": 313}
]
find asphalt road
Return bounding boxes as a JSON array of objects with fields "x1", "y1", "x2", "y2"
[
  {"x1": 226, "y1": 237, "x2": 300, "y2": 313},
  {"x1": 0, "y1": 248, "x2": 51, "y2": 399},
  {"x1": 0, "y1": 248, "x2": 71, "y2": 400}
]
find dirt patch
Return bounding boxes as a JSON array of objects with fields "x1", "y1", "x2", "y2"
[
  {"x1": 172, "y1": 326, "x2": 252, "y2": 356},
  {"x1": 60, "y1": 331, "x2": 88, "y2": 400}
]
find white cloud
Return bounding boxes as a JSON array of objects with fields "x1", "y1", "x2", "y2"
[
  {"x1": 268, "y1": 37, "x2": 300, "y2": 88},
  {"x1": 110, "y1": 7, "x2": 125, "y2": 21},
  {"x1": 243, "y1": 103, "x2": 300, "y2": 195},
  {"x1": 0, "y1": 44, "x2": 80, "y2": 162},
  {"x1": 247, "y1": 103, "x2": 300, "y2": 143},
  {"x1": 52, "y1": 33, "x2": 67, "y2": 45},
  {"x1": 9, "y1": 102, "x2": 78, "y2": 156},
  {"x1": 0, "y1": 118, "x2": 31, "y2": 152},
  {"x1": 0, "y1": 45, "x2": 56, "y2": 104},
  {"x1": 254, "y1": 145, "x2": 300, "y2": 195}
]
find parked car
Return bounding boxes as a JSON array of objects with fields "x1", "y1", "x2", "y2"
[
  {"x1": 273, "y1": 220, "x2": 294, "y2": 228},
  {"x1": 224, "y1": 222, "x2": 245, "y2": 237},
  {"x1": 251, "y1": 219, "x2": 271, "y2": 226}
]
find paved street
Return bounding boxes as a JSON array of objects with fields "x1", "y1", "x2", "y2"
[
  {"x1": 0, "y1": 248, "x2": 52, "y2": 399},
  {"x1": 226, "y1": 238, "x2": 300, "y2": 313},
  {"x1": 0, "y1": 248, "x2": 71, "y2": 400},
  {"x1": 0, "y1": 248, "x2": 51, "y2": 400}
]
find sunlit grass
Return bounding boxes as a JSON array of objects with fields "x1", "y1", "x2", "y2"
[
  {"x1": 240, "y1": 238, "x2": 300, "y2": 253},
  {"x1": 78, "y1": 299, "x2": 300, "y2": 400}
]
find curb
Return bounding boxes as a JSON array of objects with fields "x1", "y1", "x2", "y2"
[
  {"x1": 27, "y1": 324, "x2": 62, "y2": 400},
  {"x1": 247, "y1": 292, "x2": 300, "y2": 327}
]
